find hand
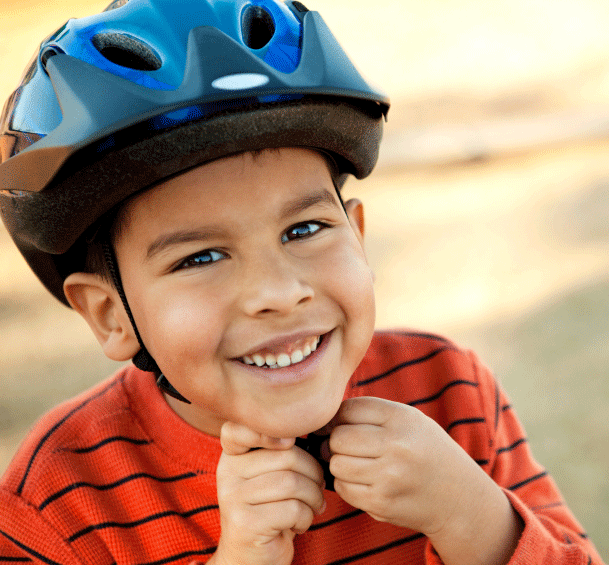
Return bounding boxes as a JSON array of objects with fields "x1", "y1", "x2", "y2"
[
  {"x1": 211, "y1": 422, "x2": 326, "y2": 565},
  {"x1": 319, "y1": 397, "x2": 522, "y2": 565}
]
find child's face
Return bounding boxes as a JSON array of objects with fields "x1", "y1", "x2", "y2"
[{"x1": 114, "y1": 148, "x2": 375, "y2": 438}]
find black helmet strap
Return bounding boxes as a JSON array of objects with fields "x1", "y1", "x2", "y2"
[{"x1": 101, "y1": 239, "x2": 192, "y2": 404}]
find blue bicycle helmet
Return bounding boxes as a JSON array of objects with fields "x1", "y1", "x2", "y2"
[
  {"x1": 0, "y1": 0, "x2": 388, "y2": 305},
  {"x1": 0, "y1": 0, "x2": 388, "y2": 399}
]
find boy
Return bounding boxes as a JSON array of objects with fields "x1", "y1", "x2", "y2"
[{"x1": 0, "y1": 0, "x2": 603, "y2": 564}]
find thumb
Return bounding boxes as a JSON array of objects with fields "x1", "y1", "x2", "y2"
[{"x1": 220, "y1": 421, "x2": 295, "y2": 455}]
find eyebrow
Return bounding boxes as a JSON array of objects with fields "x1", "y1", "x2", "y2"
[
  {"x1": 145, "y1": 188, "x2": 340, "y2": 262},
  {"x1": 279, "y1": 188, "x2": 339, "y2": 220},
  {"x1": 145, "y1": 227, "x2": 228, "y2": 262}
]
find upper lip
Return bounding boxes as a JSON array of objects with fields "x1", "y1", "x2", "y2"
[{"x1": 235, "y1": 329, "x2": 331, "y2": 359}]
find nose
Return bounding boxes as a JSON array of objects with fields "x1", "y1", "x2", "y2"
[{"x1": 239, "y1": 252, "x2": 314, "y2": 317}]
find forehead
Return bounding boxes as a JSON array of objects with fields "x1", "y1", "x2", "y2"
[{"x1": 117, "y1": 147, "x2": 338, "y2": 237}]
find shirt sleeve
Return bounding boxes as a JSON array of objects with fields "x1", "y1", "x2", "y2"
[
  {"x1": 432, "y1": 349, "x2": 605, "y2": 565},
  {"x1": 0, "y1": 488, "x2": 84, "y2": 565}
]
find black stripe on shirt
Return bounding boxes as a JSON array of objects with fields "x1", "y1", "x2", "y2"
[
  {"x1": 496, "y1": 437, "x2": 527, "y2": 454},
  {"x1": 135, "y1": 547, "x2": 216, "y2": 565},
  {"x1": 409, "y1": 379, "x2": 478, "y2": 407},
  {"x1": 354, "y1": 346, "x2": 456, "y2": 387},
  {"x1": 17, "y1": 376, "x2": 125, "y2": 495},
  {"x1": 0, "y1": 530, "x2": 60, "y2": 565},
  {"x1": 501, "y1": 403, "x2": 512, "y2": 412},
  {"x1": 68, "y1": 504, "x2": 219, "y2": 542},
  {"x1": 386, "y1": 331, "x2": 451, "y2": 344},
  {"x1": 39, "y1": 472, "x2": 198, "y2": 511},
  {"x1": 67, "y1": 436, "x2": 152, "y2": 454},
  {"x1": 0, "y1": 558, "x2": 32, "y2": 563},
  {"x1": 325, "y1": 532, "x2": 426, "y2": 565},
  {"x1": 446, "y1": 417, "x2": 485, "y2": 434},
  {"x1": 308, "y1": 509, "x2": 364, "y2": 531},
  {"x1": 530, "y1": 501, "x2": 564, "y2": 512},
  {"x1": 508, "y1": 471, "x2": 548, "y2": 491}
]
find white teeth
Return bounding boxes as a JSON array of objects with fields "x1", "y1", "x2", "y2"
[
  {"x1": 276, "y1": 353, "x2": 291, "y2": 368},
  {"x1": 290, "y1": 350, "x2": 304, "y2": 364},
  {"x1": 241, "y1": 334, "x2": 324, "y2": 368}
]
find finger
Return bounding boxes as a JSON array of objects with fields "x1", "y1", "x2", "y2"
[
  {"x1": 317, "y1": 397, "x2": 396, "y2": 435},
  {"x1": 254, "y1": 498, "x2": 316, "y2": 536},
  {"x1": 329, "y1": 423, "x2": 385, "y2": 457},
  {"x1": 221, "y1": 421, "x2": 295, "y2": 455},
  {"x1": 244, "y1": 470, "x2": 326, "y2": 515},
  {"x1": 290, "y1": 501, "x2": 316, "y2": 535},
  {"x1": 330, "y1": 454, "x2": 375, "y2": 486},
  {"x1": 333, "y1": 479, "x2": 372, "y2": 511},
  {"x1": 238, "y1": 445, "x2": 325, "y2": 487}
]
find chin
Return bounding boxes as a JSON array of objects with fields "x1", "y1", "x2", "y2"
[{"x1": 253, "y1": 401, "x2": 341, "y2": 439}]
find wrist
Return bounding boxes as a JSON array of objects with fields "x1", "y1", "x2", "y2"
[{"x1": 428, "y1": 481, "x2": 523, "y2": 565}]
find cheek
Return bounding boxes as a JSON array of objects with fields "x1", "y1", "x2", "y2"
[
  {"x1": 329, "y1": 243, "x2": 375, "y2": 316},
  {"x1": 140, "y1": 291, "x2": 225, "y2": 372},
  {"x1": 320, "y1": 242, "x2": 376, "y2": 351},
  {"x1": 343, "y1": 255, "x2": 376, "y2": 354}
]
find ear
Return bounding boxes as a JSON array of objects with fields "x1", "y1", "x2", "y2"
[
  {"x1": 344, "y1": 197, "x2": 365, "y2": 243},
  {"x1": 63, "y1": 272, "x2": 140, "y2": 362}
]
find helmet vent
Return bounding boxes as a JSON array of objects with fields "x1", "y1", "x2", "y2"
[
  {"x1": 241, "y1": 6, "x2": 276, "y2": 50},
  {"x1": 92, "y1": 33, "x2": 162, "y2": 71}
]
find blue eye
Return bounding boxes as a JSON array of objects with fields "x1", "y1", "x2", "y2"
[
  {"x1": 282, "y1": 222, "x2": 326, "y2": 243},
  {"x1": 178, "y1": 249, "x2": 226, "y2": 270}
]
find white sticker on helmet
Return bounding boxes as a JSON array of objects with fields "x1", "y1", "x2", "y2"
[{"x1": 211, "y1": 73, "x2": 270, "y2": 90}]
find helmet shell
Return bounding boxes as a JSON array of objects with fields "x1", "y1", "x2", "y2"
[{"x1": 0, "y1": 0, "x2": 389, "y2": 305}]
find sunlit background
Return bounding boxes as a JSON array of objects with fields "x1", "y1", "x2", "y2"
[{"x1": 1, "y1": 0, "x2": 608, "y2": 556}]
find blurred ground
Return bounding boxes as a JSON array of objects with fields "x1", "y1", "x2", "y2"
[{"x1": 1, "y1": 0, "x2": 609, "y2": 558}]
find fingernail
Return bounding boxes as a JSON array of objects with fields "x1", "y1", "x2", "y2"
[
  {"x1": 278, "y1": 437, "x2": 294, "y2": 447},
  {"x1": 269, "y1": 437, "x2": 293, "y2": 448},
  {"x1": 318, "y1": 499, "x2": 327, "y2": 515}
]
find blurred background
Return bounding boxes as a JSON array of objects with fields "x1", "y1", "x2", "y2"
[{"x1": 1, "y1": 0, "x2": 608, "y2": 557}]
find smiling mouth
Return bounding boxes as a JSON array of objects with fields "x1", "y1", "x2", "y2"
[{"x1": 238, "y1": 334, "x2": 325, "y2": 369}]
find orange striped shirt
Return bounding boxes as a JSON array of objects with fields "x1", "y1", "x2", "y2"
[{"x1": 0, "y1": 331, "x2": 603, "y2": 564}]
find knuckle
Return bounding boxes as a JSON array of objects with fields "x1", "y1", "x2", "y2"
[
  {"x1": 227, "y1": 505, "x2": 251, "y2": 531},
  {"x1": 329, "y1": 427, "x2": 348, "y2": 452},
  {"x1": 328, "y1": 454, "x2": 345, "y2": 477},
  {"x1": 283, "y1": 497, "x2": 306, "y2": 522},
  {"x1": 277, "y1": 470, "x2": 301, "y2": 493},
  {"x1": 287, "y1": 497, "x2": 303, "y2": 514},
  {"x1": 220, "y1": 420, "x2": 241, "y2": 441},
  {"x1": 291, "y1": 504, "x2": 314, "y2": 534},
  {"x1": 384, "y1": 461, "x2": 403, "y2": 486}
]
